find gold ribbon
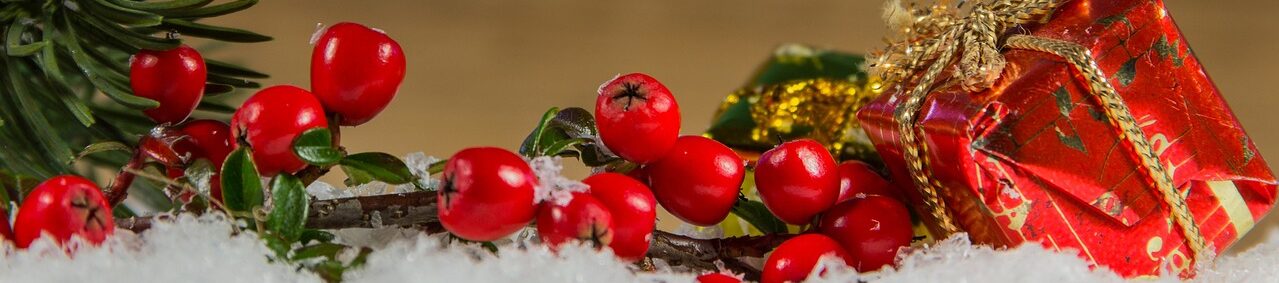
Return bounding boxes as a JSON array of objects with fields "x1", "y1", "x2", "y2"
[
  {"x1": 712, "y1": 78, "x2": 884, "y2": 157},
  {"x1": 872, "y1": 0, "x2": 1210, "y2": 262}
]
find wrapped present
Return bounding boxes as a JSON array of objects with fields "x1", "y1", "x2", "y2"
[{"x1": 857, "y1": 0, "x2": 1276, "y2": 278}]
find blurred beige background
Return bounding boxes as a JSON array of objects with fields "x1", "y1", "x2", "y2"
[{"x1": 198, "y1": 1, "x2": 1279, "y2": 253}]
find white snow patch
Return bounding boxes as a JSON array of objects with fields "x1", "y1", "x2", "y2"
[
  {"x1": 529, "y1": 156, "x2": 588, "y2": 206},
  {"x1": 0, "y1": 214, "x2": 320, "y2": 282}
]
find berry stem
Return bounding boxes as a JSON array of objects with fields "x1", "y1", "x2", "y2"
[{"x1": 104, "y1": 150, "x2": 146, "y2": 207}]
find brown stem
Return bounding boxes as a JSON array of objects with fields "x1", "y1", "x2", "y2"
[
  {"x1": 117, "y1": 191, "x2": 788, "y2": 278},
  {"x1": 105, "y1": 150, "x2": 145, "y2": 207}
]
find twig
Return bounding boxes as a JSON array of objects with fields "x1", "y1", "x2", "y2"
[
  {"x1": 105, "y1": 150, "x2": 145, "y2": 207},
  {"x1": 117, "y1": 191, "x2": 789, "y2": 278}
]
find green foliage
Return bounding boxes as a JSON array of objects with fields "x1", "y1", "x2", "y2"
[
  {"x1": 519, "y1": 107, "x2": 620, "y2": 166},
  {"x1": 730, "y1": 197, "x2": 789, "y2": 234},
  {"x1": 220, "y1": 147, "x2": 264, "y2": 216},
  {"x1": 294, "y1": 128, "x2": 342, "y2": 166},
  {"x1": 339, "y1": 152, "x2": 415, "y2": 187},
  {"x1": 0, "y1": 0, "x2": 268, "y2": 181}
]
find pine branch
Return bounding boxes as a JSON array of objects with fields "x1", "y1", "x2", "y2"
[
  {"x1": 117, "y1": 191, "x2": 791, "y2": 279},
  {"x1": 0, "y1": 0, "x2": 269, "y2": 191}
]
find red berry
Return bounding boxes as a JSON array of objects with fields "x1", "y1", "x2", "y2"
[
  {"x1": 536, "y1": 192, "x2": 614, "y2": 249},
  {"x1": 438, "y1": 147, "x2": 538, "y2": 241},
  {"x1": 595, "y1": 73, "x2": 681, "y2": 164},
  {"x1": 696, "y1": 272, "x2": 742, "y2": 283},
  {"x1": 646, "y1": 136, "x2": 744, "y2": 226},
  {"x1": 130, "y1": 44, "x2": 207, "y2": 124},
  {"x1": 755, "y1": 139, "x2": 839, "y2": 225},
  {"x1": 311, "y1": 22, "x2": 406, "y2": 126},
  {"x1": 230, "y1": 85, "x2": 330, "y2": 176},
  {"x1": 761, "y1": 234, "x2": 851, "y2": 283},
  {"x1": 0, "y1": 208, "x2": 12, "y2": 243},
  {"x1": 583, "y1": 173, "x2": 656, "y2": 261},
  {"x1": 170, "y1": 119, "x2": 234, "y2": 201},
  {"x1": 13, "y1": 175, "x2": 115, "y2": 249},
  {"x1": 817, "y1": 195, "x2": 913, "y2": 272},
  {"x1": 835, "y1": 160, "x2": 894, "y2": 203}
]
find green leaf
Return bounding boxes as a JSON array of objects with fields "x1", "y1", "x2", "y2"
[
  {"x1": 73, "y1": 9, "x2": 180, "y2": 50},
  {"x1": 6, "y1": 20, "x2": 47, "y2": 56},
  {"x1": 519, "y1": 107, "x2": 560, "y2": 157},
  {"x1": 546, "y1": 107, "x2": 597, "y2": 139},
  {"x1": 162, "y1": 19, "x2": 272, "y2": 43},
  {"x1": 5, "y1": 58, "x2": 74, "y2": 169},
  {"x1": 730, "y1": 198, "x2": 788, "y2": 234},
  {"x1": 206, "y1": 59, "x2": 269, "y2": 78},
  {"x1": 106, "y1": 0, "x2": 214, "y2": 12},
  {"x1": 161, "y1": 0, "x2": 258, "y2": 18},
  {"x1": 542, "y1": 137, "x2": 592, "y2": 157},
  {"x1": 84, "y1": 0, "x2": 164, "y2": 27},
  {"x1": 292, "y1": 242, "x2": 346, "y2": 261},
  {"x1": 77, "y1": 141, "x2": 133, "y2": 160},
  {"x1": 203, "y1": 83, "x2": 235, "y2": 96},
  {"x1": 339, "y1": 152, "x2": 414, "y2": 186},
  {"x1": 293, "y1": 128, "x2": 342, "y2": 166},
  {"x1": 299, "y1": 229, "x2": 336, "y2": 244},
  {"x1": 750, "y1": 44, "x2": 868, "y2": 87},
  {"x1": 220, "y1": 147, "x2": 264, "y2": 214},
  {"x1": 208, "y1": 73, "x2": 261, "y2": 88},
  {"x1": 266, "y1": 174, "x2": 308, "y2": 242}
]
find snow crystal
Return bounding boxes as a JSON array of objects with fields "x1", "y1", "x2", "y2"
[
  {"x1": 674, "y1": 223, "x2": 725, "y2": 240},
  {"x1": 0, "y1": 214, "x2": 320, "y2": 282},
  {"x1": 305, "y1": 180, "x2": 353, "y2": 200},
  {"x1": 402, "y1": 152, "x2": 441, "y2": 190},
  {"x1": 310, "y1": 23, "x2": 327, "y2": 45},
  {"x1": 529, "y1": 156, "x2": 589, "y2": 206}
]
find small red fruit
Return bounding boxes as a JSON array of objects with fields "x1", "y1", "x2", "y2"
[
  {"x1": 311, "y1": 22, "x2": 406, "y2": 126},
  {"x1": 696, "y1": 272, "x2": 742, "y2": 283},
  {"x1": 755, "y1": 139, "x2": 839, "y2": 225},
  {"x1": 130, "y1": 44, "x2": 207, "y2": 124},
  {"x1": 13, "y1": 175, "x2": 115, "y2": 248},
  {"x1": 171, "y1": 119, "x2": 234, "y2": 200},
  {"x1": 646, "y1": 136, "x2": 744, "y2": 226},
  {"x1": 817, "y1": 195, "x2": 913, "y2": 272},
  {"x1": 761, "y1": 234, "x2": 852, "y2": 283},
  {"x1": 438, "y1": 147, "x2": 538, "y2": 241},
  {"x1": 583, "y1": 173, "x2": 656, "y2": 261},
  {"x1": 230, "y1": 85, "x2": 330, "y2": 176},
  {"x1": 595, "y1": 73, "x2": 681, "y2": 164},
  {"x1": 835, "y1": 160, "x2": 894, "y2": 203},
  {"x1": 536, "y1": 192, "x2": 614, "y2": 249},
  {"x1": 0, "y1": 208, "x2": 13, "y2": 242}
]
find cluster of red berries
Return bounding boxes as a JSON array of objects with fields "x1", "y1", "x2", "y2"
[
  {"x1": 434, "y1": 73, "x2": 915, "y2": 281},
  {"x1": 130, "y1": 21, "x2": 405, "y2": 187},
  {"x1": 0, "y1": 175, "x2": 115, "y2": 249}
]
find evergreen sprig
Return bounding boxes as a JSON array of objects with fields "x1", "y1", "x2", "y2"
[{"x1": 0, "y1": 0, "x2": 268, "y2": 180}]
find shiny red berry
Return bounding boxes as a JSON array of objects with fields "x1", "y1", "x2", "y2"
[
  {"x1": 646, "y1": 136, "x2": 744, "y2": 226},
  {"x1": 13, "y1": 175, "x2": 114, "y2": 249},
  {"x1": 583, "y1": 173, "x2": 656, "y2": 261},
  {"x1": 311, "y1": 22, "x2": 406, "y2": 126},
  {"x1": 595, "y1": 73, "x2": 681, "y2": 164},
  {"x1": 537, "y1": 192, "x2": 614, "y2": 249},
  {"x1": 696, "y1": 272, "x2": 742, "y2": 283},
  {"x1": 130, "y1": 44, "x2": 207, "y2": 124},
  {"x1": 835, "y1": 160, "x2": 894, "y2": 203},
  {"x1": 171, "y1": 119, "x2": 234, "y2": 200},
  {"x1": 438, "y1": 147, "x2": 538, "y2": 241},
  {"x1": 817, "y1": 195, "x2": 913, "y2": 272},
  {"x1": 755, "y1": 139, "x2": 839, "y2": 225},
  {"x1": 230, "y1": 85, "x2": 330, "y2": 176},
  {"x1": 761, "y1": 234, "x2": 852, "y2": 283},
  {"x1": 0, "y1": 208, "x2": 12, "y2": 243}
]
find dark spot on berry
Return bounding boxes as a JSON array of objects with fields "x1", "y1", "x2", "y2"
[
  {"x1": 609, "y1": 82, "x2": 648, "y2": 111},
  {"x1": 235, "y1": 125, "x2": 252, "y2": 148},
  {"x1": 441, "y1": 173, "x2": 457, "y2": 210}
]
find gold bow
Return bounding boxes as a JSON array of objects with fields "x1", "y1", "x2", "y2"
[{"x1": 871, "y1": 0, "x2": 1210, "y2": 262}]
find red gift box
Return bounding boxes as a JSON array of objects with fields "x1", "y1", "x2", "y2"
[{"x1": 858, "y1": 0, "x2": 1277, "y2": 277}]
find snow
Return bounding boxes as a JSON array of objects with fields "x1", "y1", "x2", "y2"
[
  {"x1": 2, "y1": 212, "x2": 1279, "y2": 282},
  {"x1": 529, "y1": 156, "x2": 588, "y2": 206}
]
